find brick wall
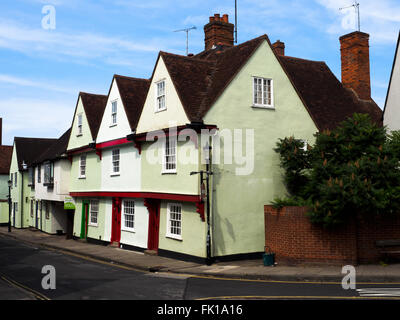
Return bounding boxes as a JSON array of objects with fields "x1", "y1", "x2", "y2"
[{"x1": 264, "y1": 206, "x2": 400, "y2": 265}]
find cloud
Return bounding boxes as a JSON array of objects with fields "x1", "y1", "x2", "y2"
[
  {"x1": 0, "y1": 19, "x2": 161, "y2": 67},
  {"x1": 0, "y1": 97, "x2": 74, "y2": 144},
  {"x1": 315, "y1": 0, "x2": 400, "y2": 43},
  {"x1": 0, "y1": 74, "x2": 78, "y2": 95}
]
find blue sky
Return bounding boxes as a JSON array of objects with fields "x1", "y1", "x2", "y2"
[{"x1": 0, "y1": 0, "x2": 399, "y2": 145}]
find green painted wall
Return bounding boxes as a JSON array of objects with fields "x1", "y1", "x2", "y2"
[
  {"x1": 69, "y1": 152, "x2": 102, "y2": 192},
  {"x1": 158, "y1": 201, "x2": 207, "y2": 258},
  {"x1": 0, "y1": 202, "x2": 9, "y2": 224},
  {"x1": 141, "y1": 140, "x2": 199, "y2": 195},
  {"x1": 67, "y1": 97, "x2": 94, "y2": 151},
  {"x1": 72, "y1": 198, "x2": 107, "y2": 241},
  {"x1": 203, "y1": 40, "x2": 318, "y2": 257}
]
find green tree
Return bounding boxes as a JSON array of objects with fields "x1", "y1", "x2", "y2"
[{"x1": 274, "y1": 114, "x2": 400, "y2": 227}]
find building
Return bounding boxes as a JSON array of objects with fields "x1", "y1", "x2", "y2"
[
  {"x1": 67, "y1": 14, "x2": 381, "y2": 263},
  {"x1": 9, "y1": 137, "x2": 56, "y2": 228},
  {"x1": 30, "y1": 129, "x2": 72, "y2": 235},
  {"x1": 0, "y1": 118, "x2": 13, "y2": 225},
  {"x1": 66, "y1": 92, "x2": 107, "y2": 240},
  {"x1": 383, "y1": 31, "x2": 400, "y2": 131}
]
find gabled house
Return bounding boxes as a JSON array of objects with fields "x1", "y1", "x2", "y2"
[
  {"x1": 383, "y1": 31, "x2": 400, "y2": 131},
  {"x1": 66, "y1": 92, "x2": 107, "y2": 240},
  {"x1": 30, "y1": 128, "x2": 72, "y2": 236},
  {"x1": 9, "y1": 137, "x2": 56, "y2": 228},
  {"x1": 131, "y1": 14, "x2": 381, "y2": 262},
  {"x1": 70, "y1": 75, "x2": 150, "y2": 250},
  {"x1": 0, "y1": 118, "x2": 13, "y2": 225}
]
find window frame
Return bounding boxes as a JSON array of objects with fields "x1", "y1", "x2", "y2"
[
  {"x1": 77, "y1": 113, "x2": 83, "y2": 136},
  {"x1": 14, "y1": 172, "x2": 17, "y2": 187},
  {"x1": 37, "y1": 165, "x2": 41, "y2": 183},
  {"x1": 79, "y1": 154, "x2": 86, "y2": 179},
  {"x1": 155, "y1": 80, "x2": 166, "y2": 113},
  {"x1": 89, "y1": 200, "x2": 99, "y2": 227},
  {"x1": 252, "y1": 76, "x2": 274, "y2": 109},
  {"x1": 111, "y1": 100, "x2": 118, "y2": 126},
  {"x1": 166, "y1": 203, "x2": 182, "y2": 240},
  {"x1": 162, "y1": 138, "x2": 177, "y2": 174},
  {"x1": 111, "y1": 149, "x2": 120, "y2": 176},
  {"x1": 121, "y1": 199, "x2": 135, "y2": 232}
]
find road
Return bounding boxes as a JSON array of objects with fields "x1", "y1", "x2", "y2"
[{"x1": 1, "y1": 235, "x2": 400, "y2": 301}]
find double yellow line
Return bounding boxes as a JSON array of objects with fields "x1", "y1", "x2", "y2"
[{"x1": 1, "y1": 275, "x2": 51, "y2": 301}]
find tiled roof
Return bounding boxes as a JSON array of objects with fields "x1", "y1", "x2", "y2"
[
  {"x1": 114, "y1": 75, "x2": 150, "y2": 131},
  {"x1": 160, "y1": 34, "x2": 382, "y2": 130},
  {"x1": 14, "y1": 137, "x2": 57, "y2": 171},
  {"x1": 278, "y1": 55, "x2": 383, "y2": 130},
  {"x1": 80, "y1": 92, "x2": 108, "y2": 140},
  {"x1": 33, "y1": 128, "x2": 71, "y2": 164},
  {"x1": 0, "y1": 145, "x2": 12, "y2": 174}
]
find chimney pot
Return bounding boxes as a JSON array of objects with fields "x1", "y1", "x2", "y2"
[
  {"x1": 222, "y1": 14, "x2": 229, "y2": 23},
  {"x1": 272, "y1": 40, "x2": 285, "y2": 56},
  {"x1": 214, "y1": 14, "x2": 220, "y2": 21},
  {"x1": 340, "y1": 31, "x2": 371, "y2": 100}
]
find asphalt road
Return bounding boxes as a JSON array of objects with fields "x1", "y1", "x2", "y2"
[{"x1": 1, "y1": 235, "x2": 400, "y2": 301}]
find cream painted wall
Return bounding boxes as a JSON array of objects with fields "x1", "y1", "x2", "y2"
[
  {"x1": 120, "y1": 198, "x2": 149, "y2": 249},
  {"x1": 100, "y1": 145, "x2": 141, "y2": 192},
  {"x1": 67, "y1": 97, "x2": 94, "y2": 151},
  {"x1": 96, "y1": 78, "x2": 133, "y2": 143},
  {"x1": 34, "y1": 159, "x2": 71, "y2": 202},
  {"x1": 384, "y1": 45, "x2": 400, "y2": 131},
  {"x1": 136, "y1": 56, "x2": 190, "y2": 134}
]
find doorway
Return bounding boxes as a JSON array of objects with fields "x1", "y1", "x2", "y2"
[
  {"x1": 147, "y1": 199, "x2": 161, "y2": 251},
  {"x1": 111, "y1": 197, "x2": 121, "y2": 245},
  {"x1": 80, "y1": 201, "x2": 89, "y2": 239}
]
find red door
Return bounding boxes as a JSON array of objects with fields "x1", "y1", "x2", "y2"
[
  {"x1": 147, "y1": 199, "x2": 160, "y2": 251},
  {"x1": 111, "y1": 198, "x2": 122, "y2": 244}
]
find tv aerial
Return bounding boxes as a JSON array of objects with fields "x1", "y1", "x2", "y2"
[
  {"x1": 174, "y1": 26, "x2": 197, "y2": 56},
  {"x1": 339, "y1": 1, "x2": 361, "y2": 32}
]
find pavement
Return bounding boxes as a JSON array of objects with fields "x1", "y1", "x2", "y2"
[{"x1": 1, "y1": 226, "x2": 400, "y2": 283}]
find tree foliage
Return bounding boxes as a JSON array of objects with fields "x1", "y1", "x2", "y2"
[{"x1": 274, "y1": 113, "x2": 400, "y2": 227}]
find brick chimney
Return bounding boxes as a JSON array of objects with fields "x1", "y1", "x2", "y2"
[
  {"x1": 272, "y1": 40, "x2": 285, "y2": 56},
  {"x1": 0, "y1": 118, "x2": 2, "y2": 146},
  {"x1": 204, "y1": 13, "x2": 234, "y2": 51},
  {"x1": 340, "y1": 31, "x2": 371, "y2": 100}
]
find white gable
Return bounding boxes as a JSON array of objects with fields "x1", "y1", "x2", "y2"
[
  {"x1": 96, "y1": 78, "x2": 132, "y2": 143},
  {"x1": 384, "y1": 40, "x2": 400, "y2": 131},
  {"x1": 67, "y1": 96, "x2": 94, "y2": 151},
  {"x1": 136, "y1": 56, "x2": 190, "y2": 134}
]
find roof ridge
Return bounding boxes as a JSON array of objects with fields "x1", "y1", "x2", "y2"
[
  {"x1": 80, "y1": 92, "x2": 107, "y2": 97},
  {"x1": 114, "y1": 74, "x2": 150, "y2": 82},
  {"x1": 160, "y1": 51, "x2": 215, "y2": 63},
  {"x1": 279, "y1": 55, "x2": 326, "y2": 64}
]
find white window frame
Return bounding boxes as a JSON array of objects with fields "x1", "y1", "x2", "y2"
[
  {"x1": 166, "y1": 203, "x2": 182, "y2": 240},
  {"x1": 252, "y1": 77, "x2": 274, "y2": 109},
  {"x1": 77, "y1": 113, "x2": 83, "y2": 136},
  {"x1": 155, "y1": 80, "x2": 166, "y2": 112},
  {"x1": 162, "y1": 138, "x2": 177, "y2": 174},
  {"x1": 121, "y1": 199, "x2": 135, "y2": 232},
  {"x1": 111, "y1": 149, "x2": 120, "y2": 176},
  {"x1": 79, "y1": 154, "x2": 86, "y2": 179},
  {"x1": 89, "y1": 200, "x2": 99, "y2": 227},
  {"x1": 111, "y1": 100, "x2": 118, "y2": 126}
]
